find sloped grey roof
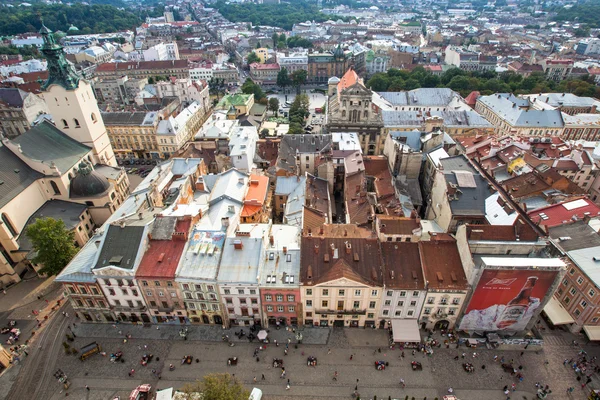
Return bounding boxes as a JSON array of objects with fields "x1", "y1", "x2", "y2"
[
  {"x1": 440, "y1": 156, "x2": 488, "y2": 216},
  {"x1": 101, "y1": 111, "x2": 158, "y2": 126},
  {"x1": 277, "y1": 134, "x2": 332, "y2": 173},
  {"x1": 94, "y1": 225, "x2": 146, "y2": 270},
  {"x1": 0, "y1": 144, "x2": 43, "y2": 209},
  {"x1": 275, "y1": 176, "x2": 304, "y2": 196},
  {"x1": 0, "y1": 88, "x2": 28, "y2": 107},
  {"x1": 11, "y1": 120, "x2": 91, "y2": 173},
  {"x1": 378, "y1": 88, "x2": 459, "y2": 107},
  {"x1": 383, "y1": 110, "x2": 492, "y2": 128},
  {"x1": 535, "y1": 93, "x2": 599, "y2": 108},
  {"x1": 477, "y1": 93, "x2": 564, "y2": 128}
]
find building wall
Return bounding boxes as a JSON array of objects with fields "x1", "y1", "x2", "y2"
[
  {"x1": 178, "y1": 281, "x2": 224, "y2": 325},
  {"x1": 219, "y1": 284, "x2": 262, "y2": 327},
  {"x1": 64, "y1": 281, "x2": 114, "y2": 323},
  {"x1": 97, "y1": 276, "x2": 149, "y2": 323},
  {"x1": 43, "y1": 80, "x2": 116, "y2": 167},
  {"x1": 555, "y1": 261, "x2": 600, "y2": 332},
  {"x1": 380, "y1": 288, "x2": 426, "y2": 327},
  {"x1": 138, "y1": 278, "x2": 186, "y2": 324},
  {"x1": 420, "y1": 290, "x2": 467, "y2": 330},
  {"x1": 260, "y1": 287, "x2": 301, "y2": 327},
  {"x1": 303, "y1": 283, "x2": 383, "y2": 328}
]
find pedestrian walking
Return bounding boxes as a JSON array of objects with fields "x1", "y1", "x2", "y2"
[
  {"x1": 85, "y1": 385, "x2": 90, "y2": 391},
  {"x1": 400, "y1": 378, "x2": 405, "y2": 388},
  {"x1": 333, "y1": 371, "x2": 338, "y2": 381},
  {"x1": 3, "y1": 289, "x2": 6, "y2": 295},
  {"x1": 401, "y1": 351, "x2": 405, "y2": 358},
  {"x1": 494, "y1": 355, "x2": 498, "y2": 362},
  {"x1": 511, "y1": 383, "x2": 516, "y2": 392},
  {"x1": 261, "y1": 374, "x2": 265, "y2": 380},
  {"x1": 284, "y1": 348, "x2": 288, "y2": 356},
  {"x1": 62, "y1": 311, "x2": 65, "y2": 316},
  {"x1": 461, "y1": 352, "x2": 466, "y2": 358},
  {"x1": 473, "y1": 352, "x2": 478, "y2": 358},
  {"x1": 412, "y1": 350, "x2": 416, "y2": 356},
  {"x1": 253, "y1": 376, "x2": 257, "y2": 383},
  {"x1": 350, "y1": 354, "x2": 353, "y2": 360},
  {"x1": 454, "y1": 355, "x2": 459, "y2": 360},
  {"x1": 129, "y1": 369, "x2": 135, "y2": 377},
  {"x1": 328, "y1": 348, "x2": 331, "y2": 355},
  {"x1": 286, "y1": 383, "x2": 290, "y2": 390},
  {"x1": 448, "y1": 387, "x2": 453, "y2": 394},
  {"x1": 520, "y1": 351, "x2": 524, "y2": 356}
]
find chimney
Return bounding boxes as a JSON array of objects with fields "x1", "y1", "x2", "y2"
[
  {"x1": 233, "y1": 240, "x2": 243, "y2": 250},
  {"x1": 319, "y1": 226, "x2": 324, "y2": 235},
  {"x1": 195, "y1": 177, "x2": 205, "y2": 191},
  {"x1": 345, "y1": 242, "x2": 352, "y2": 254},
  {"x1": 314, "y1": 244, "x2": 319, "y2": 254},
  {"x1": 283, "y1": 246, "x2": 287, "y2": 254},
  {"x1": 269, "y1": 235, "x2": 274, "y2": 245},
  {"x1": 307, "y1": 265, "x2": 313, "y2": 281}
]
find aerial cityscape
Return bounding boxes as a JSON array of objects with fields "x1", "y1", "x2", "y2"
[{"x1": 1, "y1": 0, "x2": 600, "y2": 399}]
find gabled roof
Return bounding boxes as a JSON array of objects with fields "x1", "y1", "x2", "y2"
[
  {"x1": 0, "y1": 143, "x2": 42, "y2": 209},
  {"x1": 381, "y1": 242, "x2": 424, "y2": 290},
  {"x1": 337, "y1": 68, "x2": 361, "y2": 93},
  {"x1": 466, "y1": 217, "x2": 540, "y2": 242},
  {"x1": 419, "y1": 235, "x2": 468, "y2": 290},
  {"x1": 136, "y1": 219, "x2": 191, "y2": 279},
  {"x1": 300, "y1": 236, "x2": 383, "y2": 286},
  {"x1": 378, "y1": 88, "x2": 460, "y2": 107},
  {"x1": 11, "y1": 120, "x2": 91, "y2": 173},
  {"x1": 0, "y1": 87, "x2": 28, "y2": 107},
  {"x1": 94, "y1": 224, "x2": 146, "y2": 271}
]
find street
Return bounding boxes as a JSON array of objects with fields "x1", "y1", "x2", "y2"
[{"x1": 1, "y1": 316, "x2": 594, "y2": 400}]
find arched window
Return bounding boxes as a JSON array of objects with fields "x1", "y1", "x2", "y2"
[
  {"x1": 61, "y1": 119, "x2": 69, "y2": 129},
  {"x1": 91, "y1": 113, "x2": 97, "y2": 123},
  {"x1": 73, "y1": 118, "x2": 80, "y2": 128},
  {"x1": 50, "y1": 181, "x2": 61, "y2": 195},
  {"x1": 342, "y1": 110, "x2": 346, "y2": 118},
  {"x1": 1, "y1": 213, "x2": 17, "y2": 237},
  {"x1": 364, "y1": 110, "x2": 368, "y2": 118}
]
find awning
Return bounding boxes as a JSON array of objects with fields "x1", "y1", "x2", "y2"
[
  {"x1": 156, "y1": 388, "x2": 173, "y2": 400},
  {"x1": 391, "y1": 319, "x2": 421, "y2": 343},
  {"x1": 584, "y1": 326, "x2": 600, "y2": 341},
  {"x1": 543, "y1": 297, "x2": 575, "y2": 326}
]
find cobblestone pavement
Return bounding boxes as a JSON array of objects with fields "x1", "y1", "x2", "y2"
[{"x1": 40, "y1": 322, "x2": 597, "y2": 400}]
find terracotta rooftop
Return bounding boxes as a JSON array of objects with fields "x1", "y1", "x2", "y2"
[
  {"x1": 466, "y1": 216, "x2": 540, "y2": 242},
  {"x1": 337, "y1": 68, "x2": 360, "y2": 93},
  {"x1": 241, "y1": 174, "x2": 268, "y2": 217},
  {"x1": 419, "y1": 235, "x2": 468, "y2": 290},
  {"x1": 303, "y1": 207, "x2": 327, "y2": 233},
  {"x1": 95, "y1": 60, "x2": 189, "y2": 72},
  {"x1": 344, "y1": 171, "x2": 373, "y2": 226},
  {"x1": 136, "y1": 219, "x2": 191, "y2": 279},
  {"x1": 381, "y1": 242, "x2": 425, "y2": 290},
  {"x1": 300, "y1": 236, "x2": 383, "y2": 287},
  {"x1": 377, "y1": 215, "x2": 420, "y2": 236},
  {"x1": 306, "y1": 224, "x2": 376, "y2": 239},
  {"x1": 528, "y1": 197, "x2": 600, "y2": 228}
]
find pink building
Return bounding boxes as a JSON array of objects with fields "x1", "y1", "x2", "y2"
[{"x1": 258, "y1": 226, "x2": 302, "y2": 327}]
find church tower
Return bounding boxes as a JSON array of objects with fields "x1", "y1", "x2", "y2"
[{"x1": 39, "y1": 24, "x2": 116, "y2": 167}]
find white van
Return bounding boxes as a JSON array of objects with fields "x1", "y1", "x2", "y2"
[{"x1": 249, "y1": 388, "x2": 262, "y2": 400}]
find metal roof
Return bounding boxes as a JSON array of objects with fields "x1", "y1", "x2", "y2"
[
  {"x1": 93, "y1": 224, "x2": 146, "y2": 271},
  {"x1": 0, "y1": 144, "x2": 43, "y2": 209},
  {"x1": 11, "y1": 120, "x2": 91, "y2": 173},
  {"x1": 217, "y1": 237, "x2": 265, "y2": 284},
  {"x1": 477, "y1": 94, "x2": 564, "y2": 128},
  {"x1": 378, "y1": 88, "x2": 459, "y2": 107},
  {"x1": 567, "y1": 246, "x2": 600, "y2": 286}
]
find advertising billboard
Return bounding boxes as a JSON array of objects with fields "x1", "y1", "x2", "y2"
[{"x1": 459, "y1": 269, "x2": 558, "y2": 331}]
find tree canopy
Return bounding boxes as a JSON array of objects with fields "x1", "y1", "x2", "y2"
[
  {"x1": 552, "y1": 1, "x2": 600, "y2": 28},
  {"x1": 214, "y1": 0, "x2": 333, "y2": 30},
  {"x1": 288, "y1": 93, "x2": 310, "y2": 134},
  {"x1": 26, "y1": 217, "x2": 78, "y2": 276},
  {"x1": 366, "y1": 67, "x2": 600, "y2": 98},
  {"x1": 247, "y1": 52, "x2": 261, "y2": 65},
  {"x1": 0, "y1": 4, "x2": 141, "y2": 35},
  {"x1": 241, "y1": 78, "x2": 266, "y2": 101},
  {"x1": 179, "y1": 373, "x2": 249, "y2": 400}
]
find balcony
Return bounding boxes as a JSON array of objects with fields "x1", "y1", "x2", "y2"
[
  {"x1": 111, "y1": 304, "x2": 147, "y2": 312},
  {"x1": 157, "y1": 306, "x2": 174, "y2": 313},
  {"x1": 315, "y1": 309, "x2": 366, "y2": 316}
]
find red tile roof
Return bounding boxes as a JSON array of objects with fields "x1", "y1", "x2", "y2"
[
  {"x1": 242, "y1": 174, "x2": 268, "y2": 217},
  {"x1": 381, "y1": 242, "x2": 424, "y2": 290},
  {"x1": 95, "y1": 60, "x2": 189, "y2": 72},
  {"x1": 466, "y1": 216, "x2": 540, "y2": 242},
  {"x1": 527, "y1": 197, "x2": 600, "y2": 228},
  {"x1": 136, "y1": 219, "x2": 191, "y2": 279},
  {"x1": 337, "y1": 68, "x2": 359, "y2": 93},
  {"x1": 419, "y1": 235, "x2": 468, "y2": 290}
]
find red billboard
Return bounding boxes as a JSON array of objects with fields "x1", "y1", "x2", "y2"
[{"x1": 459, "y1": 269, "x2": 558, "y2": 332}]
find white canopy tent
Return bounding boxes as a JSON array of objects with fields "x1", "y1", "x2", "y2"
[
  {"x1": 391, "y1": 319, "x2": 421, "y2": 343},
  {"x1": 543, "y1": 297, "x2": 575, "y2": 326}
]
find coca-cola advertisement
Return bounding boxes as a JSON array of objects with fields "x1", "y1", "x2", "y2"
[{"x1": 459, "y1": 269, "x2": 558, "y2": 332}]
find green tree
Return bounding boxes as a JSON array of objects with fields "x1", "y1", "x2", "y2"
[
  {"x1": 247, "y1": 51, "x2": 261, "y2": 65},
  {"x1": 291, "y1": 69, "x2": 308, "y2": 95},
  {"x1": 272, "y1": 32, "x2": 279, "y2": 50},
  {"x1": 289, "y1": 93, "x2": 310, "y2": 127},
  {"x1": 366, "y1": 73, "x2": 390, "y2": 91},
  {"x1": 404, "y1": 78, "x2": 421, "y2": 90},
  {"x1": 209, "y1": 78, "x2": 227, "y2": 101},
  {"x1": 268, "y1": 97, "x2": 280, "y2": 116},
  {"x1": 179, "y1": 373, "x2": 249, "y2": 400},
  {"x1": 26, "y1": 217, "x2": 78, "y2": 276},
  {"x1": 288, "y1": 121, "x2": 304, "y2": 134},
  {"x1": 241, "y1": 78, "x2": 266, "y2": 101},
  {"x1": 277, "y1": 67, "x2": 292, "y2": 92}
]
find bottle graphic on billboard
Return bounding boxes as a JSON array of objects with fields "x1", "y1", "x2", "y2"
[{"x1": 495, "y1": 276, "x2": 538, "y2": 329}]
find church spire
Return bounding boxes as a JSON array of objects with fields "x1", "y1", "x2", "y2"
[{"x1": 39, "y1": 22, "x2": 80, "y2": 91}]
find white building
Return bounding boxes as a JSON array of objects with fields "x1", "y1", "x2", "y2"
[
  {"x1": 143, "y1": 42, "x2": 179, "y2": 61},
  {"x1": 156, "y1": 101, "x2": 207, "y2": 158},
  {"x1": 276, "y1": 51, "x2": 308, "y2": 73},
  {"x1": 217, "y1": 236, "x2": 266, "y2": 327},
  {"x1": 189, "y1": 66, "x2": 213, "y2": 82},
  {"x1": 155, "y1": 78, "x2": 211, "y2": 109},
  {"x1": 11, "y1": 36, "x2": 44, "y2": 48},
  {"x1": 228, "y1": 126, "x2": 258, "y2": 172}
]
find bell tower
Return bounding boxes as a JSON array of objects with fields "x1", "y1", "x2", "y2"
[{"x1": 39, "y1": 23, "x2": 116, "y2": 167}]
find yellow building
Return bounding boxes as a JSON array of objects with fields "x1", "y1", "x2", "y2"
[{"x1": 254, "y1": 48, "x2": 270, "y2": 63}]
